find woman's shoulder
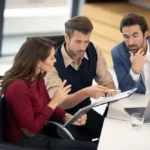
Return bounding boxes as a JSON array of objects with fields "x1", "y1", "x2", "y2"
[
  {"x1": 6, "y1": 79, "x2": 45, "y2": 93},
  {"x1": 6, "y1": 80, "x2": 30, "y2": 94},
  {"x1": 9, "y1": 80, "x2": 28, "y2": 88},
  {"x1": 5, "y1": 80, "x2": 30, "y2": 99}
]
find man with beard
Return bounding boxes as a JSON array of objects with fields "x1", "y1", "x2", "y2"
[
  {"x1": 111, "y1": 13, "x2": 149, "y2": 94},
  {"x1": 45, "y1": 16, "x2": 116, "y2": 141}
]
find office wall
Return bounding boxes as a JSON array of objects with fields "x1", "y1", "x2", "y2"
[
  {"x1": 3, "y1": 0, "x2": 72, "y2": 36},
  {"x1": 129, "y1": 0, "x2": 150, "y2": 9},
  {"x1": 2, "y1": 0, "x2": 73, "y2": 55},
  {"x1": 85, "y1": 0, "x2": 128, "y2": 2},
  {"x1": 5, "y1": 0, "x2": 67, "y2": 8},
  {"x1": 0, "y1": 0, "x2": 5, "y2": 56}
]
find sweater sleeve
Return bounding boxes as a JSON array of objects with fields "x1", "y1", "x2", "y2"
[
  {"x1": 52, "y1": 106, "x2": 66, "y2": 123},
  {"x1": 6, "y1": 81, "x2": 54, "y2": 134},
  {"x1": 43, "y1": 79, "x2": 66, "y2": 123}
]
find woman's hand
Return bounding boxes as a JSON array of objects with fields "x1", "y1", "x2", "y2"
[
  {"x1": 64, "y1": 113, "x2": 87, "y2": 126},
  {"x1": 48, "y1": 80, "x2": 71, "y2": 109},
  {"x1": 72, "y1": 114, "x2": 87, "y2": 126}
]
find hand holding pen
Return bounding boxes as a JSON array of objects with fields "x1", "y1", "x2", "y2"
[{"x1": 105, "y1": 89, "x2": 121, "y2": 97}]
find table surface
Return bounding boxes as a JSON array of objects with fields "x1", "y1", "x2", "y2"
[
  {"x1": 98, "y1": 93, "x2": 150, "y2": 150},
  {"x1": 98, "y1": 118, "x2": 150, "y2": 150},
  {"x1": 107, "y1": 93, "x2": 150, "y2": 121}
]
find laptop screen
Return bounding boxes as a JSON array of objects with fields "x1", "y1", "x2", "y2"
[{"x1": 124, "y1": 107, "x2": 146, "y2": 115}]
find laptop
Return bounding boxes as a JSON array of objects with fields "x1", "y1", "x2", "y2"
[{"x1": 124, "y1": 100, "x2": 150, "y2": 123}]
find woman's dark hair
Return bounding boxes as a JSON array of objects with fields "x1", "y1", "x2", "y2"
[
  {"x1": 1, "y1": 37, "x2": 56, "y2": 94},
  {"x1": 120, "y1": 13, "x2": 148, "y2": 34}
]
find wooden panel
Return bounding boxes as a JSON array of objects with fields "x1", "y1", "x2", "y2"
[
  {"x1": 143, "y1": 0, "x2": 150, "y2": 2},
  {"x1": 90, "y1": 34, "x2": 117, "y2": 53},
  {"x1": 83, "y1": 2, "x2": 150, "y2": 68},
  {"x1": 90, "y1": 34, "x2": 117, "y2": 68},
  {"x1": 91, "y1": 20, "x2": 123, "y2": 43},
  {"x1": 83, "y1": 2, "x2": 150, "y2": 28},
  {"x1": 101, "y1": 50, "x2": 113, "y2": 68}
]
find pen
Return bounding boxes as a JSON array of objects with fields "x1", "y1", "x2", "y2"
[{"x1": 107, "y1": 89, "x2": 121, "y2": 92}]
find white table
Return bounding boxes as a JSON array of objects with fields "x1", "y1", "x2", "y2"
[
  {"x1": 98, "y1": 94, "x2": 150, "y2": 150},
  {"x1": 98, "y1": 118, "x2": 150, "y2": 150}
]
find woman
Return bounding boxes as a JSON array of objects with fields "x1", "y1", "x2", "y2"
[{"x1": 1, "y1": 38, "x2": 98, "y2": 150}]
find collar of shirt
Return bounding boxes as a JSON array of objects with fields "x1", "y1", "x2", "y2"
[
  {"x1": 139, "y1": 40, "x2": 149, "y2": 83},
  {"x1": 145, "y1": 40, "x2": 150, "y2": 61},
  {"x1": 61, "y1": 42, "x2": 89, "y2": 68},
  {"x1": 142, "y1": 40, "x2": 150, "y2": 95}
]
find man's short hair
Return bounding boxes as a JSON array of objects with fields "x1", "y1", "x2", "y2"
[
  {"x1": 120, "y1": 13, "x2": 148, "y2": 34},
  {"x1": 65, "y1": 16, "x2": 93, "y2": 37}
]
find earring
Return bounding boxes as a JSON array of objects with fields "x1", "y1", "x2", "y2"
[
  {"x1": 39, "y1": 66, "x2": 44, "y2": 74},
  {"x1": 38, "y1": 66, "x2": 41, "y2": 72}
]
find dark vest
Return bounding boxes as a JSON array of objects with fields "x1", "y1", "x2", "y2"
[{"x1": 54, "y1": 42, "x2": 97, "y2": 114}]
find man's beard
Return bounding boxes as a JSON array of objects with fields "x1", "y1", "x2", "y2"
[
  {"x1": 128, "y1": 44, "x2": 143, "y2": 54},
  {"x1": 69, "y1": 48, "x2": 85, "y2": 60}
]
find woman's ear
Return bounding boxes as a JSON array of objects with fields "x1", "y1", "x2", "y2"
[
  {"x1": 37, "y1": 61, "x2": 41, "y2": 68},
  {"x1": 37, "y1": 60, "x2": 43, "y2": 71}
]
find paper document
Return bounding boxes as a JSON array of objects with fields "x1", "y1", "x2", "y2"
[
  {"x1": 94, "y1": 88, "x2": 137, "y2": 106},
  {"x1": 92, "y1": 103, "x2": 107, "y2": 115}
]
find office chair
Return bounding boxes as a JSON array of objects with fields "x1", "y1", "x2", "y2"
[
  {"x1": 27, "y1": 35, "x2": 65, "y2": 48},
  {"x1": 0, "y1": 144, "x2": 39, "y2": 150},
  {"x1": 0, "y1": 97, "x2": 74, "y2": 150},
  {"x1": 0, "y1": 96, "x2": 5, "y2": 143},
  {"x1": 42, "y1": 35, "x2": 64, "y2": 47},
  {"x1": 0, "y1": 94, "x2": 74, "y2": 141},
  {"x1": 0, "y1": 96, "x2": 36, "y2": 150},
  {"x1": 46, "y1": 121, "x2": 75, "y2": 140}
]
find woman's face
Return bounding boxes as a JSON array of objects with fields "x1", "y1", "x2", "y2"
[{"x1": 38, "y1": 47, "x2": 56, "y2": 73}]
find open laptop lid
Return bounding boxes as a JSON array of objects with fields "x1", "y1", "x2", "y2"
[
  {"x1": 143, "y1": 100, "x2": 150, "y2": 122},
  {"x1": 124, "y1": 107, "x2": 146, "y2": 115},
  {"x1": 124, "y1": 100, "x2": 150, "y2": 123}
]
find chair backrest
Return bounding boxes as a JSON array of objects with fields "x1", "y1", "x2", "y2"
[
  {"x1": 0, "y1": 96, "x2": 6, "y2": 143},
  {"x1": 0, "y1": 144, "x2": 39, "y2": 150},
  {"x1": 42, "y1": 35, "x2": 64, "y2": 48},
  {"x1": 47, "y1": 121, "x2": 75, "y2": 140},
  {"x1": 27, "y1": 35, "x2": 64, "y2": 48}
]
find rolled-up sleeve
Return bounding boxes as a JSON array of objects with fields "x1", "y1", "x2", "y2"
[
  {"x1": 45, "y1": 67, "x2": 63, "y2": 97},
  {"x1": 94, "y1": 44, "x2": 113, "y2": 85}
]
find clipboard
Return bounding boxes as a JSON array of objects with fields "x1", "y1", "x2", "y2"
[
  {"x1": 94, "y1": 88, "x2": 137, "y2": 106},
  {"x1": 64, "y1": 88, "x2": 137, "y2": 126},
  {"x1": 64, "y1": 102, "x2": 97, "y2": 127}
]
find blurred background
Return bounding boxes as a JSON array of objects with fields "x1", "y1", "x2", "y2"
[{"x1": 0, "y1": 0, "x2": 150, "y2": 76}]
